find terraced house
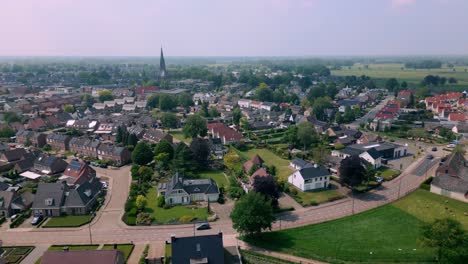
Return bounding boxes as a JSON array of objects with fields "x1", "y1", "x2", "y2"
[
  {"x1": 97, "y1": 143, "x2": 131, "y2": 166},
  {"x1": 16, "y1": 130, "x2": 47, "y2": 148},
  {"x1": 69, "y1": 137, "x2": 101, "y2": 158},
  {"x1": 46, "y1": 133, "x2": 71, "y2": 151}
]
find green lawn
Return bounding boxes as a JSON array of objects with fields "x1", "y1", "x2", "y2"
[
  {"x1": 0, "y1": 246, "x2": 34, "y2": 264},
  {"x1": 293, "y1": 189, "x2": 344, "y2": 206},
  {"x1": 145, "y1": 187, "x2": 210, "y2": 223},
  {"x1": 377, "y1": 167, "x2": 400, "y2": 181},
  {"x1": 48, "y1": 245, "x2": 99, "y2": 251},
  {"x1": 393, "y1": 189, "x2": 468, "y2": 229},
  {"x1": 246, "y1": 190, "x2": 468, "y2": 263},
  {"x1": 102, "y1": 244, "x2": 134, "y2": 261},
  {"x1": 199, "y1": 170, "x2": 228, "y2": 187},
  {"x1": 241, "y1": 148, "x2": 293, "y2": 181},
  {"x1": 332, "y1": 63, "x2": 468, "y2": 85},
  {"x1": 169, "y1": 130, "x2": 192, "y2": 144},
  {"x1": 43, "y1": 215, "x2": 92, "y2": 228}
]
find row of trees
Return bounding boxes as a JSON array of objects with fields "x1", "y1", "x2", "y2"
[{"x1": 147, "y1": 93, "x2": 193, "y2": 111}]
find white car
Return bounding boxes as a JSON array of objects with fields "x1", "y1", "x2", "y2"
[{"x1": 447, "y1": 144, "x2": 456, "y2": 148}]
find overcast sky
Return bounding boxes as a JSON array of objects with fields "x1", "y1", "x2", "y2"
[{"x1": 1, "y1": 0, "x2": 467, "y2": 56}]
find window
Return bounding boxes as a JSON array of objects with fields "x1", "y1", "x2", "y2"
[
  {"x1": 196, "y1": 243, "x2": 201, "y2": 252},
  {"x1": 445, "y1": 169, "x2": 448, "y2": 174}
]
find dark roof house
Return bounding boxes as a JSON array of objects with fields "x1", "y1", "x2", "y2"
[{"x1": 170, "y1": 233, "x2": 224, "y2": 264}]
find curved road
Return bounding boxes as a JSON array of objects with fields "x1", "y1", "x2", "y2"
[{"x1": 1, "y1": 152, "x2": 437, "y2": 248}]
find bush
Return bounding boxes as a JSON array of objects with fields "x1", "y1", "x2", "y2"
[
  {"x1": 126, "y1": 215, "x2": 136, "y2": 225},
  {"x1": 420, "y1": 176, "x2": 433, "y2": 190},
  {"x1": 229, "y1": 186, "x2": 244, "y2": 199},
  {"x1": 136, "y1": 212, "x2": 153, "y2": 225},
  {"x1": 127, "y1": 207, "x2": 138, "y2": 217},
  {"x1": 0, "y1": 216, "x2": 5, "y2": 225},
  {"x1": 309, "y1": 200, "x2": 319, "y2": 206},
  {"x1": 125, "y1": 198, "x2": 136, "y2": 212},
  {"x1": 157, "y1": 195, "x2": 165, "y2": 208},
  {"x1": 289, "y1": 187, "x2": 298, "y2": 195},
  {"x1": 139, "y1": 244, "x2": 149, "y2": 264},
  {"x1": 179, "y1": 215, "x2": 196, "y2": 223},
  {"x1": 217, "y1": 196, "x2": 225, "y2": 204},
  {"x1": 163, "y1": 204, "x2": 172, "y2": 209}
]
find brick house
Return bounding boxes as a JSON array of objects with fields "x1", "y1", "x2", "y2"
[
  {"x1": 16, "y1": 130, "x2": 47, "y2": 148},
  {"x1": 97, "y1": 143, "x2": 131, "y2": 166},
  {"x1": 69, "y1": 137, "x2": 101, "y2": 158},
  {"x1": 46, "y1": 133, "x2": 71, "y2": 151}
]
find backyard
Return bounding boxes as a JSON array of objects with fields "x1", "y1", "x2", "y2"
[
  {"x1": 199, "y1": 170, "x2": 229, "y2": 187},
  {"x1": 43, "y1": 215, "x2": 92, "y2": 228},
  {"x1": 168, "y1": 130, "x2": 192, "y2": 144},
  {"x1": 245, "y1": 190, "x2": 468, "y2": 263},
  {"x1": 240, "y1": 148, "x2": 293, "y2": 181},
  {"x1": 0, "y1": 246, "x2": 34, "y2": 264},
  {"x1": 145, "y1": 187, "x2": 211, "y2": 223}
]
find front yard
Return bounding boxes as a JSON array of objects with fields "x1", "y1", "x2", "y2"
[
  {"x1": 377, "y1": 167, "x2": 400, "y2": 181},
  {"x1": 287, "y1": 186, "x2": 344, "y2": 206},
  {"x1": 145, "y1": 187, "x2": 211, "y2": 224},
  {"x1": 43, "y1": 215, "x2": 92, "y2": 228},
  {"x1": 102, "y1": 244, "x2": 135, "y2": 261},
  {"x1": 0, "y1": 246, "x2": 34, "y2": 264},
  {"x1": 240, "y1": 148, "x2": 293, "y2": 181}
]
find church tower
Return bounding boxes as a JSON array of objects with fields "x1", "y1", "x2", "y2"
[{"x1": 159, "y1": 47, "x2": 167, "y2": 79}]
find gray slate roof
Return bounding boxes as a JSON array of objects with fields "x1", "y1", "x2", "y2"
[
  {"x1": 298, "y1": 165, "x2": 331, "y2": 180},
  {"x1": 32, "y1": 182, "x2": 67, "y2": 209},
  {"x1": 171, "y1": 234, "x2": 224, "y2": 264},
  {"x1": 65, "y1": 178, "x2": 102, "y2": 207}
]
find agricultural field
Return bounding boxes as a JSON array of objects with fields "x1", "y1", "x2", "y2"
[{"x1": 332, "y1": 63, "x2": 468, "y2": 85}]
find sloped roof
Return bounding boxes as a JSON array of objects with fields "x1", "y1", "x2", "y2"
[{"x1": 297, "y1": 166, "x2": 331, "y2": 180}]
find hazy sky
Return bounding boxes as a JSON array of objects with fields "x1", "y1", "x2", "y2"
[{"x1": 1, "y1": 0, "x2": 467, "y2": 56}]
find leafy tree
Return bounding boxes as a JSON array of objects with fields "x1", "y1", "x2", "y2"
[
  {"x1": 132, "y1": 142, "x2": 154, "y2": 165},
  {"x1": 63, "y1": 104, "x2": 75, "y2": 113},
  {"x1": 252, "y1": 175, "x2": 279, "y2": 209},
  {"x1": 154, "y1": 139, "x2": 174, "y2": 159},
  {"x1": 339, "y1": 155, "x2": 366, "y2": 188},
  {"x1": 256, "y1": 83, "x2": 273, "y2": 102},
  {"x1": 421, "y1": 218, "x2": 468, "y2": 263},
  {"x1": 209, "y1": 106, "x2": 220, "y2": 118},
  {"x1": 312, "y1": 144, "x2": 329, "y2": 165},
  {"x1": 147, "y1": 94, "x2": 160, "y2": 109},
  {"x1": 182, "y1": 115, "x2": 207, "y2": 139},
  {"x1": 157, "y1": 195, "x2": 166, "y2": 208},
  {"x1": 159, "y1": 94, "x2": 177, "y2": 111},
  {"x1": 127, "y1": 133, "x2": 139, "y2": 147},
  {"x1": 136, "y1": 195, "x2": 147, "y2": 211},
  {"x1": 240, "y1": 117, "x2": 250, "y2": 131},
  {"x1": 312, "y1": 97, "x2": 333, "y2": 121},
  {"x1": 3, "y1": 112, "x2": 21, "y2": 123},
  {"x1": 138, "y1": 166, "x2": 153, "y2": 182},
  {"x1": 335, "y1": 112, "x2": 344, "y2": 124},
  {"x1": 224, "y1": 150, "x2": 241, "y2": 170},
  {"x1": 160, "y1": 112, "x2": 178, "y2": 130},
  {"x1": 172, "y1": 143, "x2": 196, "y2": 176},
  {"x1": 233, "y1": 107, "x2": 242, "y2": 126},
  {"x1": 189, "y1": 138, "x2": 211, "y2": 167},
  {"x1": 283, "y1": 125, "x2": 299, "y2": 147},
  {"x1": 231, "y1": 192, "x2": 275, "y2": 236},
  {"x1": 98, "y1": 89, "x2": 113, "y2": 102},
  {"x1": 0, "y1": 127, "x2": 15, "y2": 138},
  {"x1": 297, "y1": 122, "x2": 318, "y2": 150},
  {"x1": 177, "y1": 93, "x2": 194, "y2": 108},
  {"x1": 81, "y1": 94, "x2": 94, "y2": 107},
  {"x1": 401, "y1": 81, "x2": 408, "y2": 88},
  {"x1": 385, "y1": 78, "x2": 399, "y2": 92}
]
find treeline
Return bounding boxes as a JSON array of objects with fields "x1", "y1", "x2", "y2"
[
  {"x1": 421, "y1": 75, "x2": 458, "y2": 86},
  {"x1": 404, "y1": 60, "x2": 442, "y2": 69}
]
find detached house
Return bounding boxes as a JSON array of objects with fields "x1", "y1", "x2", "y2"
[
  {"x1": 207, "y1": 122, "x2": 242, "y2": 145},
  {"x1": 61, "y1": 160, "x2": 96, "y2": 186},
  {"x1": 46, "y1": 133, "x2": 71, "y2": 151},
  {"x1": 431, "y1": 152, "x2": 468, "y2": 202},
  {"x1": 159, "y1": 173, "x2": 219, "y2": 205},
  {"x1": 0, "y1": 148, "x2": 27, "y2": 163},
  {"x1": 0, "y1": 191, "x2": 34, "y2": 218},
  {"x1": 288, "y1": 164, "x2": 331, "y2": 191}
]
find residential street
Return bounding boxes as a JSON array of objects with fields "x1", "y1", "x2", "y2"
[{"x1": 349, "y1": 95, "x2": 394, "y2": 129}]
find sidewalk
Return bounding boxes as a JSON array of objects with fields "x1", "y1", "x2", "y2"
[
  {"x1": 240, "y1": 242, "x2": 326, "y2": 264},
  {"x1": 127, "y1": 243, "x2": 146, "y2": 264},
  {"x1": 21, "y1": 244, "x2": 49, "y2": 264}
]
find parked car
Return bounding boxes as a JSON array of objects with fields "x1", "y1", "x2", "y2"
[
  {"x1": 375, "y1": 176, "x2": 384, "y2": 183},
  {"x1": 196, "y1": 223, "x2": 210, "y2": 230},
  {"x1": 426, "y1": 154, "x2": 434, "y2": 160},
  {"x1": 447, "y1": 144, "x2": 456, "y2": 148},
  {"x1": 432, "y1": 147, "x2": 437, "y2": 151},
  {"x1": 31, "y1": 215, "x2": 43, "y2": 225},
  {"x1": 11, "y1": 214, "x2": 19, "y2": 220},
  {"x1": 101, "y1": 181, "x2": 108, "y2": 189},
  {"x1": 91, "y1": 162, "x2": 99, "y2": 166},
  {"x1": 99, "y1": 163, "x2": 108, "y2": 168}
]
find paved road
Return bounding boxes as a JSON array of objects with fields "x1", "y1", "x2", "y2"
[{"x1": 349, "y1": 95, "x2": 394, "y2": 129}]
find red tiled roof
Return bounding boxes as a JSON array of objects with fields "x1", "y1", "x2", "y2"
[
  {"x1": 398, "y1": 90, "x2": 412, "y2": 97},
  {"x1": 448, "y1": 112, "x2": 467, "y2": 121},
  {"x1": 136, "y1": 86, "x2": 159, "y2": 95},
  {"x1": 249, "y1": 167, "x2": 270, "y2": 185}
]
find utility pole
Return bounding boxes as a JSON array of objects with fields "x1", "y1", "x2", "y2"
[
  {"x1": 88, "y1": 222, "x2": 93, "y2": 244},
  {"x1": 398, "y1": 175, "x2": 402, "y2": 199},
  {"x1": 351, "y1": 189, "x2": 355, "y2": 215}
]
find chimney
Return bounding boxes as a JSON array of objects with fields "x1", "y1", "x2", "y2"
[
  {"x1": 218, "y1": 231, "x2": 223, "y2": 239},
  {"x1": 314, "y1": 163, "x2": 318, "y2": 168},
  {"x1": 113, "y1": 243, "x2": 117, "y2": 249},
  {"x1": 171, "y1": 234, "x2": 176, "y2": 242}
]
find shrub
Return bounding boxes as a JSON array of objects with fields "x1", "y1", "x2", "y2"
[
  {"x1": 334, "y1": 144, "x2": 345, "y2": 150},
  {"x1": 163, "y1": 204, "x2": 172, "y2": 209},
  {"x1": 139, "y1": 244, "x2": 149, "y2": 264},
  {"x1": 179, "y1": 215, "x2": 196, "y2": 223},
  {"x1": 309, "y1": 200, "x2": 319, "y2": 206},
  {"x1": 229, "y1": 186, "x2": 244, "y2": 199},
  {"x1": 157, "y1": 195, "x2": 165, "y2": 208},
  {"x1": 217, "y1": 196, "x2": 225, "y2": 204},
  {"x1": 126, "y1": 215, "x2": 136, "y2": 225},
  {"x1": 329, "y1": 195, "x2": 344, "y2": 202},
  {"x1": 289, "y1": 187, "x2": 298, "y2": 195},
  {"x1": 136, "y1": 212, "x2": 153, "y2": 225},
  {"x1": 127, "y1": 207, "x2": 138, "y2": 217},
  {"x1": 125, "y1": 198, "x2": 136, "y2": 211}
]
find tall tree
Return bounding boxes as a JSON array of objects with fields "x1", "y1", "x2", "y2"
[
  {"x1": 81, "y1": 94, "x2": 94, "y2": 108},
  {"x1": 172, "y1": 142, "x2": 195, "y2": 175},
  {"x1": 189, "y1": 138, "x2": 211, "y2": 167},
  {"x1": 256, "y1": 83, "x2": 273, "y2": 102},
  {"x1": 230, "y1": 192, "x2": 275, "y2": 236},
  {"x1": 252, "y1": 175, "x2": 279, "y2": 209},
  {"x1": 339, "y1": 155, "x2": 366, "y2": 188},
  {"x1": 132, "y1": 142, "x2": 154, "y2": 165},
  {"x1": 98, "y1": 89, "x2": 113, "y2": 102},
  {"x1": 183, "y1": 115, "x2": 207, "y2": 139},
  {"x1": 160, "y1": 112, "x2": 178, "y2": 130},
  {"x1": 147, "y1": 94, "x2": 160, "y2": 109},
  {"x1": 312, "y1": 97, "x2": 333, "y2": 121},
  {"x1": 127, "y1": 133, "x2": 139, "y2": 147},
  {"x1": 233, "y1": 107, "x2": 242, "y2": 126},
  {"x1": 297, "y1": 122, "x2": 318, "y2": 150},
  {"x1": 159, "y1": 94, "x2": 177, "y2": 111},
  {"x1": 385, "y1": 78, "x2": 399, "y2": 92}
]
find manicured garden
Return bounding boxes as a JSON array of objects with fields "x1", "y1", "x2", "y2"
[
  {"x1": 199, "y1": 170, "x2": 228, "y2": 187},
  {"x1": 0, "y1": 246, "x2": 34, "y2": 264},
  {"x1": 43, "y1": 215, "x2": 92, "y2": 228},
  {"x1": 240, "y1": 148, "x2": 293, "y2": 181},
  {"x1": 245, "y1": 190, "x2": 468, "y2": 263},
  {"x1": 145, "y1": 187, "x2": 211, "y2": 224},
  {"x1": 377, "y1": 167, "x2": 400, "y2": 181}
]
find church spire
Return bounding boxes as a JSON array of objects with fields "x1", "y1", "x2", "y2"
[{"x1": 159, "y1": 47, "x2": 167, "y2": 79}]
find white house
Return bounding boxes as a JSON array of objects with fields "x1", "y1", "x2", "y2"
[
  {"x1": 158, "y1": 173, "x2": 220, "y2": 205},
  {"x1": 237, "y1": 99, "x2": 252, "y2": 108},
  {"x1": 288, "y1": 165, "x2": 331, "y2": 191},
  {"x1": 289, "y1": 158, "x2": 313, "y2": 171},
  {"x1": 358, "y1": 148, "x2": 382, "y2": 169}
]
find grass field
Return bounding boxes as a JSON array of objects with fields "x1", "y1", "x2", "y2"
[
  {"x1": 246, "y1": 190, "x2": 468, "y2": 263},
  {"x1": 293, "y1": 188, "x2": 344, "y2": 206},
  {"x1": 332, "y1": 63, "x2": 468, "y2": 85},
  {"x1": 199, "y1": 170, "x2": 228, "y2": 187},
  {"x1": 102, "y1": 244, "x2": 135, "y2": 261},
  {"x1": 145, "y1": 187, "x2": 210, "y2": 223},
  {"x1": 241, "y1": 148, "x2": 293, "y2": 181},
  {"x1": 43, "y1": 215, "x2": 92, "y2": 228},
  {"x1": 168, "y1": 130, "x2": 192, "y2": 144}
]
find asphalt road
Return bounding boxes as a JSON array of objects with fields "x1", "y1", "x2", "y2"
[{"x1": 349, "y1": 95, "x2": 394, "y2": 128}]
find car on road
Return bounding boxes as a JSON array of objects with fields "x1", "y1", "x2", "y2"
[
  {"x1": 432, "y1": 147, "x2": 437, "y2": 151},
  {"x1": 31, "y1": 215, "x2": 43, "y2": 225},
  {"x1": 426, "y1": 154, "x2": 434, "y2": 160},
  {"x1": 99, "y1": 163, "x2": 108, "y2": 168},
  {"x1": 195, "y1": 223, "x2": 210, "y2": 230},
  {"x1": 375, "y1": 176, "x2": 384, "y2": 183},
  {"x1": 447, "y1": 144, "x2": 456, "y2": 148},
  {"x1": 101, "y1": 181, "x2": 108, "y2": 189}
]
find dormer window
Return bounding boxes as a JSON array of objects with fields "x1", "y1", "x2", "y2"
[{"x1": 45, "y1": 198, "x2": 54, "y2": 206}]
